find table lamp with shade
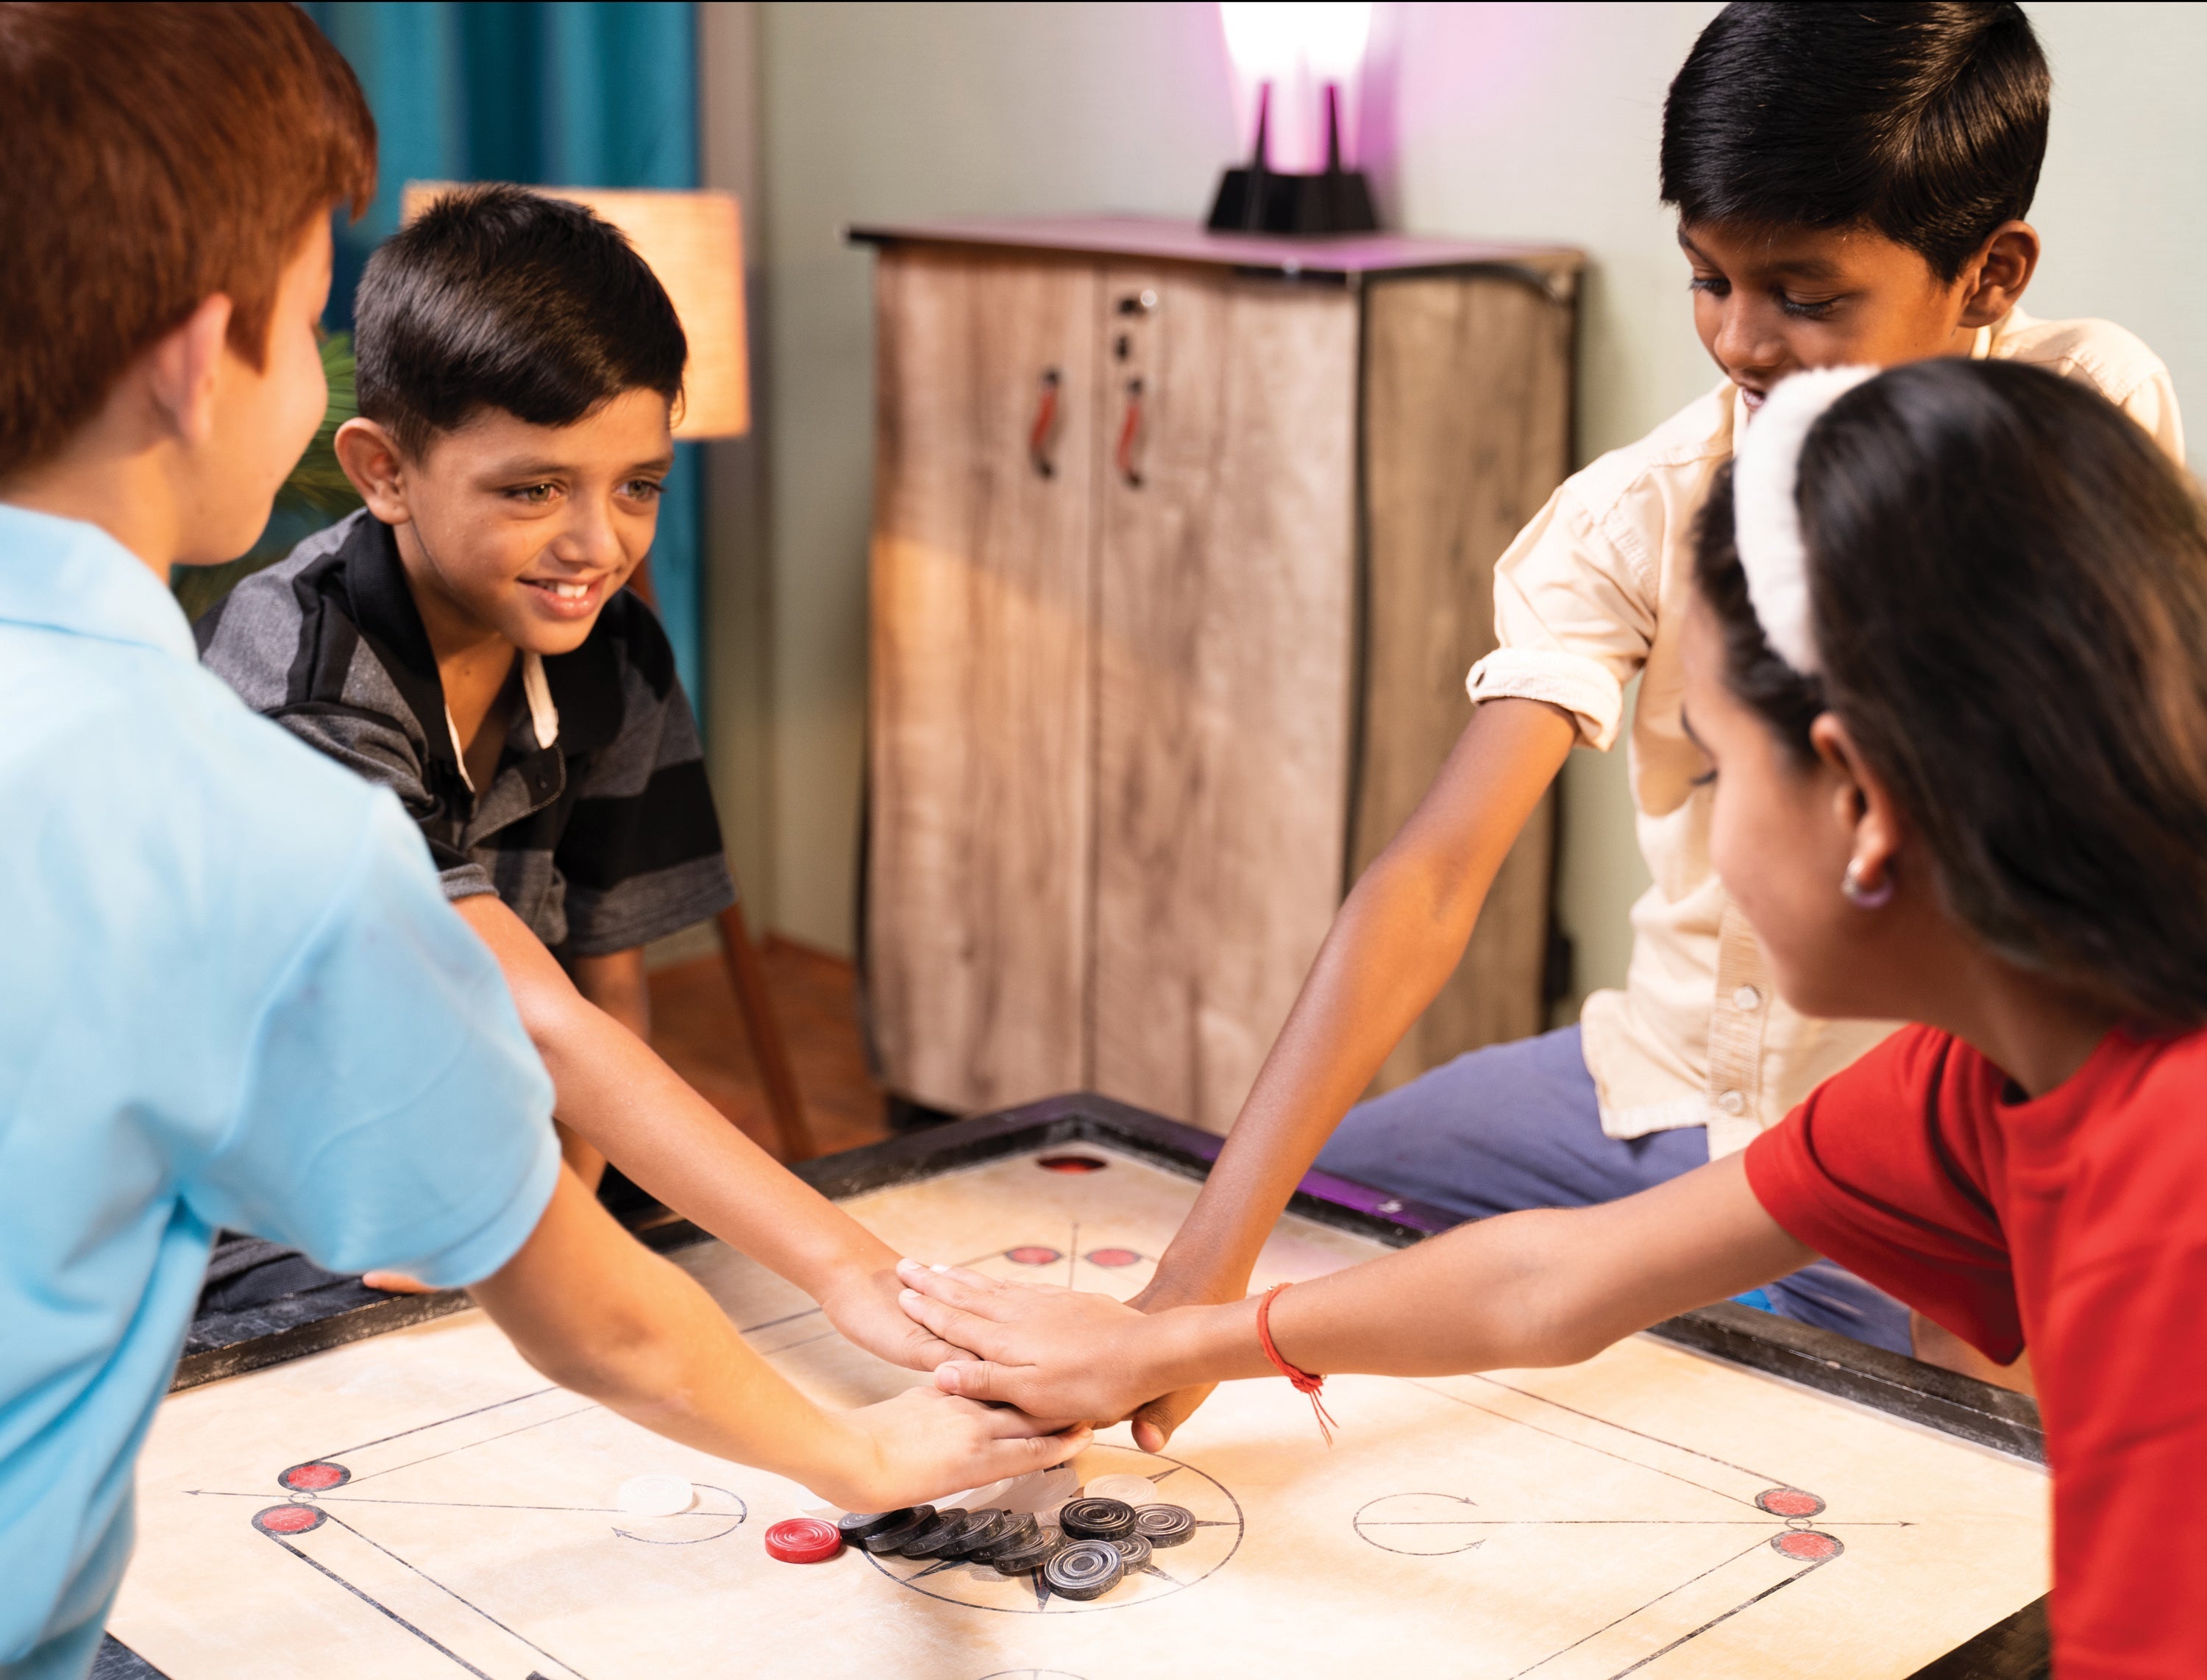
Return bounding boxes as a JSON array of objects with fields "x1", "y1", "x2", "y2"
[{"x1": 401, "y1": 181, "x2": 811, "y2": 1162}]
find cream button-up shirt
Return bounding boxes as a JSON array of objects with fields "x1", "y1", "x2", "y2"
[{"x1": 1468, "y1": 307, "x2": 2185, "y2": 1158}]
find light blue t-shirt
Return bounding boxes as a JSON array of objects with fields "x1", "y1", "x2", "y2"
[{"x1": 0, "y1": 507, "x2": 561, "y2": 1678}]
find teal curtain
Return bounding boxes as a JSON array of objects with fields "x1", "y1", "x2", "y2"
[{"x1": 304, "y1": 1, "x2": 706, "y2": 705}]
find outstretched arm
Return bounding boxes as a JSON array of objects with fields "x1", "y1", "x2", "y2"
[
  {"x1": 456, "y1": 894, "x2": 962, "y2": 1372},
  {"x1": 897, "y1": 1153, "x2": 1812, "y2": 1426},
  {"x1": 1126, "y1": 697, "x2": 1576, "y2": 1442},
  {"x1": 472, "y1": 1169, "x2": 1089, "y2": 1511}
]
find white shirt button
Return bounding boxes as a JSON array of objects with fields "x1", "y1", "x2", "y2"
[
  {"x1": 1733, "y1": 985, "x2": 1762, "y2": 1012},
  {"x1": 1716, "y1": 1089, "x2": 1747, "y2": 1116}
]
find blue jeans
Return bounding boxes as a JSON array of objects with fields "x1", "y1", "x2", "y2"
[{"x1": 1315, "y1": 1025, "x2": 1913, "y2": 1356}]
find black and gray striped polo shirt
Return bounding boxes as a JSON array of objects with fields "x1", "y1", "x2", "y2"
[{"x1": 196, "y1": 509, "x2": 733, "y2": 955}]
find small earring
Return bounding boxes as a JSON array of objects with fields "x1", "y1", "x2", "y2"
[{"x1": 1841, "y1": 858, "x2": 1894, "y2": 909}]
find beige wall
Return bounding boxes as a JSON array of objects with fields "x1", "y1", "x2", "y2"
[{"x1": 712, "y1": 0, "x2": 2207, "y2": 1017}]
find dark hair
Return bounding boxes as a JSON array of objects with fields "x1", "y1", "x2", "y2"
[
  {"x1": 1694, "y1": 360, "x2": 2207, "y2": 1024},
  {"x1": 1660, "y1": 2, "x2": 2049, "y2": 282},
  {"x1": 355, "y1": 184, "x2": 686, "y2": 458},
  {"x1": 0, "y1": 1, "x2": 375, "y2": 478}
]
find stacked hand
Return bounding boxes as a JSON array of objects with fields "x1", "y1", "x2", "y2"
[
  {"x1": 819, "y1": 1261, "x2": 973, "y2": 1372},
  {"x1": 895, "y1": 1256, "x2": 1204, "y2": 1442}
]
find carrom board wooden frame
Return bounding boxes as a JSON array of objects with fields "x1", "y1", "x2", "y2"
[{"x1": 99, "y1": 1093, "x2": 2050, "y2": 1680}]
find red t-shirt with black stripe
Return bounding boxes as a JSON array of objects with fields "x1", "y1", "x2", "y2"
[{"x1": 1745, "y1": 1022, "x2": 2207, "y2": 1679}]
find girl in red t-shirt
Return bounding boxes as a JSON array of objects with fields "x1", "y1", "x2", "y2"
[{"x1": 894, "y1": 358, "x2": 2207, "y2": 1676}]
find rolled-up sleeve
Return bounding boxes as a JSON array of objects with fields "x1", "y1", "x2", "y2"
[{"x1": 1467, "y1": 477, "x2": 1662, "y2": 752}]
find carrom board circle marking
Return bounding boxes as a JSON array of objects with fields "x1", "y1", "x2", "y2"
[
  {"x1": 1083, "y1": 1248, "x2": 1142, "y2": 1268},
  {"x1": 253, "y1": 1504, "x2": 327, "y2": 1536},
  {"x1": 1005, "y1": 1246, "x2": 1063, "y2": 1266},
  {"x1": 1035, "y1": 1155, "x2": 1107, "y2": 1174},
  {"x1": 614, "y1": 1484, "x2": 747, "y2": 1546},
  {"x1": 1755, "y1": 1487, "x2": 1826, "y2": 1519},
  {"x1": 1354, "y1": 1492, "x2": 1490, "y2": 1556},
  {"x1": 277, "y1": 1461, "x2": 349, "y2": 1492},
  {"x1": 864, "y1": 1445, "x2": 1242, "y2": 1614},
  {"x1": 1771, "y1": 1529, "x2": 1844, "y2": 1562},
  {"x1": 976, "y1": 1671, "x2": 1088, "y2": 1679}
]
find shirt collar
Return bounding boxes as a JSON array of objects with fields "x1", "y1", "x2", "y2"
[
  {"x1": 1972, "y1": 304, "x2": 2032, "y2": 361},
  {"x1": 338, "y1": 510, "x2": 630, "y2": 786},
  {"x1": 0, "y1": 503, "x2": 198, "y2": 663}
]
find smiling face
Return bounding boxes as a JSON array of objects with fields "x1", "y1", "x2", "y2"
[
  {"x1": 1680, "y1": 218, "x2": 2036, "y2": 413},
  {"x1": 333, "y1": 388, "x2": 674, "y2": 658}
]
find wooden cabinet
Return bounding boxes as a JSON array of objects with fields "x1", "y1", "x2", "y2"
[{"x1": 859, "y1": 218, "x2": 1580, "y2": 1132}]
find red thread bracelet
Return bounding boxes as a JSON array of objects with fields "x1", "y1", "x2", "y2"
[{"x1": 1255, "y1": 1282, "x2": 1339, "y2": 1446}]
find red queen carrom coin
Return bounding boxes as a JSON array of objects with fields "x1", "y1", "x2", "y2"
[{"x1": 765, "y1": 1517, "x2": 845, "y2": 1563}]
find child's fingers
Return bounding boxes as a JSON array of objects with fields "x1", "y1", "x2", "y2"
[
  {"x1": 971, "y1": 1400, "x2": 1090, "y2": 1439},
  {"x1": 898, "y1": 1288, "x2": 1006, "y2": 1357},
  {"x1": 933, "y1": 1358, "x2": 1012, "y2": 1402},
  {"x1": 970, "y1": 1424, "x2": 1091, "y2": 1481},
  {"x1": 895, "y1": 1257, "x2": 1024, "y2": 1315},
  {"x1": 1128, "y1": 1381, "x2": 1215, "y2": 1453}
]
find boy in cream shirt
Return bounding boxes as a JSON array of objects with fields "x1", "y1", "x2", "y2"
[{"x1": 1111, "y1": 0, "x2": 2181, "y2": 1447}]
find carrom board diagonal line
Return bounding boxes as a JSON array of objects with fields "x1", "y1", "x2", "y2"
[
  {"x1": 1602, "y1": 1557, "x2": 1833, "y2": 1679},
  {"x1": 337, "y1": 1402, "x2": 600, "y2": 1487},
  {"x1": 263, "y1": 1532, "x2": 497, "y2": 1680},
  {"x1": 1467, "y1": 1373, "x2": 1793, "y2": 1488},
  {"x1": 319, "y1": 1387, "x2": 562, "y2": 1461},
  {"x1": 320, "y1": 1509, "x2": 592, "y2": 1680},
  {"x1": 1405, "y1": 1379, "x2": 1771, "y2": 1512},
  {"x1": 1507, "y1": 1533, "x2": 1782, "y2": 1680},
  {"x1": 1067, "y1": 1221, "x2": 1079, "y2": 1291},
  {"x1": 188, "y1": 1489, "x2": 730, "y2": 1519}
]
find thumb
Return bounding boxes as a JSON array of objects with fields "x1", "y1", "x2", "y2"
[
  {"x1": 1128, "y1": 1381, "x2": 1216, "y2": 1453},
  {"x1": 934, "y1": 1359, "x2": 1009, "y2": 1402}
]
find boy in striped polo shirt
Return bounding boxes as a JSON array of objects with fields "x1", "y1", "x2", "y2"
[{"x1": 199, "y1": 185, "x2": 941, "y2": 1362}]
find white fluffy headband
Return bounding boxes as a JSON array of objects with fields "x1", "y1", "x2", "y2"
[{"x1": 1731, "y1": 365, "x2": 1877, "y2": 675}]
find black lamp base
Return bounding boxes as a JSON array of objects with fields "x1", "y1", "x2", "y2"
[{"x1": 1206, "y1": 165, "x2": 1377, "y2": 237}]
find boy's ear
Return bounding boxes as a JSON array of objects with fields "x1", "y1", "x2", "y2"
[
  {"x1": 138, "y1": 293, "x2": 235, "y2": 449},
  {"x1": 333, "y1": 417, "x2": 416, "y2": 526},
  {"x1": 1955, "y1": 221, "x2": 2040, "y2": 330}
]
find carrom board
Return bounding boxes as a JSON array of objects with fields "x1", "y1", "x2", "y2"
[{"x1": 104, "y1": 1095, "x2": 2052, "y2": 1679}]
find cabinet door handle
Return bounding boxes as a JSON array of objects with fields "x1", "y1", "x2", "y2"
[
  {"x1": 1028, "y1": 369, "x2": 1062, "y2": 480},
  {"x1": 1115, "y1": 377, "x2": 1145, "y2": 488}
]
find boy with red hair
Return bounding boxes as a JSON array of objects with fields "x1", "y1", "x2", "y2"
[{"x1": 0, "y1": 10, "x2": 1078, "y2": 1674}]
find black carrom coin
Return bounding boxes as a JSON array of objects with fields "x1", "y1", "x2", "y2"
[
  {"x1": 864, "y1": 1505, "x2": 937, "y2": 1553},
  {"x1": 899, "y1": 1509, "x2": 974, "y2": 1557},
  {"x1": 837, "y1": 1509, "x2": 910, "y2": 1543},
  {"x1": 971, "y1": 1512, "x2": 1043, "y2": 1561},
  {"x1": 1059, "y1": 1496, "x2": 1137, "y2": 1542},
  {"x1": 989, "y1": 1524, "x2": 1065, "y2": 1576},
  {"x1": 1044, "y1": 1537, "x2": 1126, "y2": 1600},
  {"x1": 1133, "y1": 1503, "x2": 1197, "y2": 1547},
  {"x1": 1109, "y1": 1532, "x2": 1152, "y2": 1570},
  {"x1": 945, "y1": 1509, "x2": 1016, "y2": 1557}
]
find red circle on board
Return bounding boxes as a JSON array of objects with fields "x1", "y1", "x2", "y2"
[
  {"x1": 1755, "y1": 1488, "x2": 1824, "y2": 1519},
  {"x1": 280, "y1": 1462, "x2": 349, "y2": 1492},
  {"x1": 1036, "y1": 1155, "x2": 1107, "y2": 1174},
  {"x1": 1005, "y1": 1246, "x2": 1063, "y2": 1266},
  {"x1": 254, "y1": 1505, "x2": 327, "y2": 1536},
  {"x1": 1084, "y1": 1248, "x2": 1142, "y2": 1268},
  {"x1": 765, "y1": 1517, "x2": 844, "y2": 1563},
  {"x1": 1771, "y1": 1529, "x2": 1844, "y2": 1562}
]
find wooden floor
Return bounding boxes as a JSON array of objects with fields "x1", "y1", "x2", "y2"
[{"x1": 646, "y1": 936, "x2": 894, "y2": 1158}]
